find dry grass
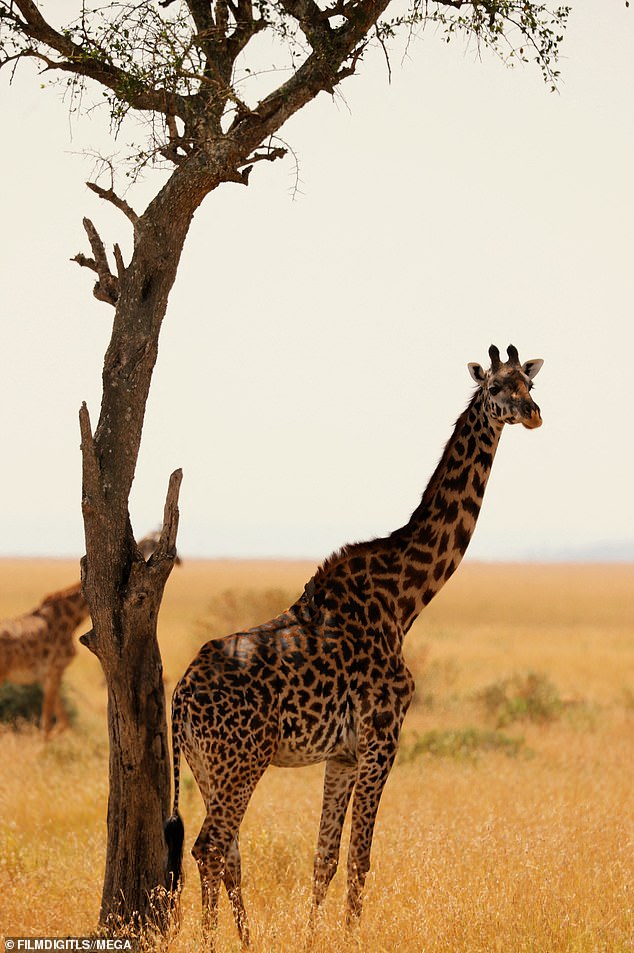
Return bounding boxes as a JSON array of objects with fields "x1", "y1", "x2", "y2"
[{"x1": 1, "y1": 559, "x2": 633, "y2": 951}]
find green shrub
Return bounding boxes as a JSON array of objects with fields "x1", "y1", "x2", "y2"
[
  {"x1": 0, "y1": 682, "x2": 77, "y2": 728},
  {"x1": 477, "y1": 671, "x2": 563, "y2": 727}
]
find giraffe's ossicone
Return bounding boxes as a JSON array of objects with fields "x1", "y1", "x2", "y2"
[{"x1": 165, "y1": 344, "x2": 544, "y2": 948}]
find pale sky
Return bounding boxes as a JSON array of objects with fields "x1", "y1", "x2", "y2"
[{"x1": 1, "y1": 1, "x2": 633, "y2": 563}]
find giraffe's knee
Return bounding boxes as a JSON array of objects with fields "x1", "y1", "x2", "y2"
[{"x1": 192, "y1": 828, "x2": 225, "y2": 875}]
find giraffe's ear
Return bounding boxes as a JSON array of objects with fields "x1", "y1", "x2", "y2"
[
  {"x1": 522, "y1": 358, "x2": 544, "y2": 380},
  {"x1": 468, "y1": 362, "x2": 485, "y2": 383}
]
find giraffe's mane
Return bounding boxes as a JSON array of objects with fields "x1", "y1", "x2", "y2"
[
  {"x1": 39, "y1": 581, "x2": 83, "y2": 606},
  {"x1": 308, "y1": 390, "x2": 481, "y2": 588},
  {"x1": 313, "y1": 539, "x2": 382, "y2": 582}
]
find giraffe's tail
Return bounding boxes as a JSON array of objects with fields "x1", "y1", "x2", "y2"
[
  {"x1": 165, "y1": 700, "x2": 185, "y2": 896},
  {"x1": 165, "y1": 813, "x2": 184, "y2": 893}
]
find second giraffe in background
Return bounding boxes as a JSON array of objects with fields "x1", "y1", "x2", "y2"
[{"x1": 0, "y1": 582, "x2": 90, "y2": 737}]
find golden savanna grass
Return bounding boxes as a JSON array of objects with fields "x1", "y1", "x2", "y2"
[{"x1": 1, "y1": 559, "x2": 633, "y2": 951}]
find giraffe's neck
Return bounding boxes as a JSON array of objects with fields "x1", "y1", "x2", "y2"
[
  {"x1": 302, "y1": 389, "x2": 505, "y2": 643},
  {"x1": 392, "y1": 388, "x2": 503, "y2": 632}
]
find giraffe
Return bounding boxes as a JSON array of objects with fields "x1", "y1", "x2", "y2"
[
  {"x1": 0, "y1": 581, "x2": 90, "y2": 737},
  {"x1": 165, "y1": 344, "x2": 544, "y2": 947}
]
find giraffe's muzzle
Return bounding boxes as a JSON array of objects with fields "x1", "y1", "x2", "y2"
[{"x1": 521, "y1": 405, "x2": 542, "y2": 429}]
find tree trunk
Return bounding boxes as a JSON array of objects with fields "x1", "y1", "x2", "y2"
[
  {"x1": 80, "y1": 466, "x2": 183, "y2": 929},
  {"x1": 100, "y1": 629, "x2": 171, "y2": 929},
  {"x1": 78, "y1": 161, "x2": 215, "y2": 930}
]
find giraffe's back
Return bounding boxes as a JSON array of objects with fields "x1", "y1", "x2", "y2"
[{"x1": 0, "y1": 613, "x2": 75, "y2": 683}]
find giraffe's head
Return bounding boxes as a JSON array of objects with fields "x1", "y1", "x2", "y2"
[{"x1": 468, "y1": 344, "x2": 544, "y2": 429}]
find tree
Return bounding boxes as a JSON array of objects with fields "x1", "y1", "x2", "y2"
[{"x1": 0, "y1": 0, "x2": 569, "y2": 936}]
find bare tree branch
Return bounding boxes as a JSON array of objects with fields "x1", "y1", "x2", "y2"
[
  {"x1": 240, "y1": 145, "x2": 288, "y2": 166},
  {"x1": 113, "y1": 244, "x2": 126, "y2": 281},
  {"x1": 375, "y1": 24, "x2": 392, "y2": 83},
  {"x1": 226, "y1": 0, "x2": 266, "y2": 59},
  {"x1": 73, "y1": 218, "x2": 119, "y2": 306},
  {"x1": 78, "y1": 401, "x2": 101, "y2": 515},
  {"x1": 85, "y1": 182, "x2": 140, "y2": 228},
  {"x1": 153, "y1": 468, "x2": 184, "y2": 570}
]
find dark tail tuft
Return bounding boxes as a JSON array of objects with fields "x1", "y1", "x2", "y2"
[
  {"x1": 166, "y1": 692, "x2": 184, "y2": 908},
  {"x1": 165, "y1": 811, "x2": 185, "y2": 892}
]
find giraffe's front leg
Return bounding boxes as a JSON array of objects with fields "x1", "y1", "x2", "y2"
[
  {"x1": 41, "y1": 668, "x2": 64, "y2": 738},
  {"x1": 345, "y1": 732, "x2": 403, "y2": 925},
  {"x1": 309, "y1": 758, "x2": 357, "y2": 930},
  {"x1": 345, "y1": 763, "x2": 394, "y2": 924},
  {"x1": 53, "y1": 678, "x2": 71, "y2": 732}
]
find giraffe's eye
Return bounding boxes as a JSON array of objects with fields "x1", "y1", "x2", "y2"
[
  {"x1": 489, "y1": 383, "x2": 501, "y2": 396},
  {"x1": 527, "y1": 381, "x2": 534, "y2": 392}
]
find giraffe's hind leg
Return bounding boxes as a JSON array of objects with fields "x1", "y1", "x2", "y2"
[
  {"x1": 192, "y1": 817, "x2": 224, "y2": 950},
  {"x1": 193, "y1": 829, "x2": 247, "y2": 951},
  {"x1": 192, "y1": 816, "x2": 226, "y2": 949},
  {"x1": 192, "y1": 778, "x2": 264, "y2": 951},
  {"x1": 224, "y1": 834, "x2": 249, "y2": 949}
]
